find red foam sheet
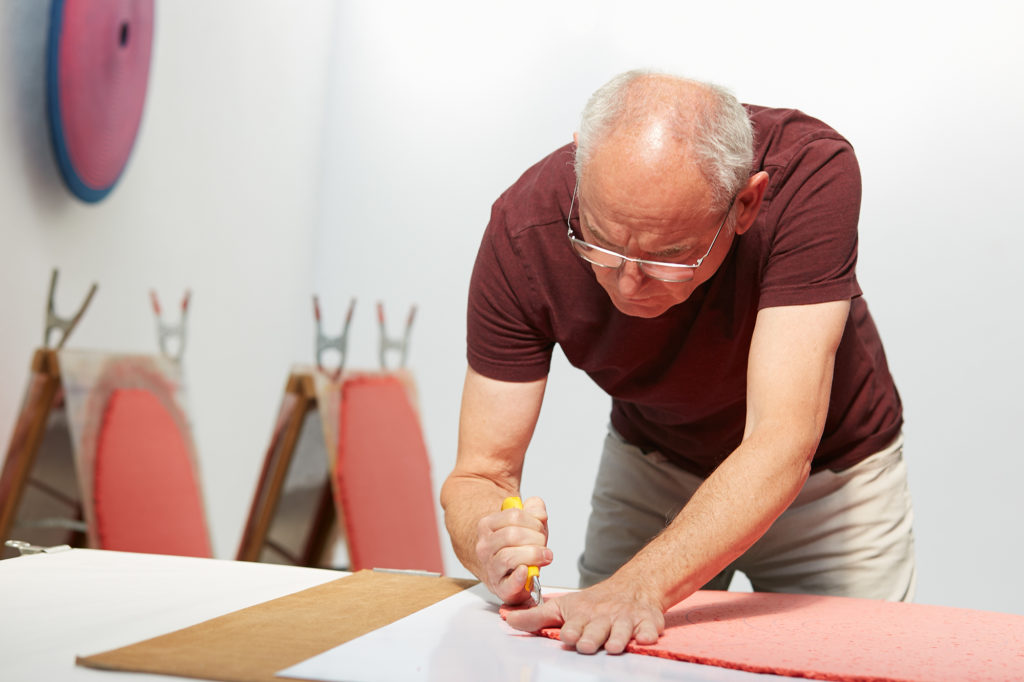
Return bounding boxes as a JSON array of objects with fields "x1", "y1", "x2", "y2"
[
  {"x1": 336, "y1": 375, "x2": 443, "y2": 573},
  {"x1": 94, "y1": 388, "x2": 212, "y2": 557},
  {"x1": 521, "y1": 591, "x2": 1024, "y2": 681}
]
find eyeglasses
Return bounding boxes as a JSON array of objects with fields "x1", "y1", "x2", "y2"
[{"x1": 566, "y1": 184, "x2": 733, "y2": 283}]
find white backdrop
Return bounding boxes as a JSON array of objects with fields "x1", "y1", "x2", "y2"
[
  {"x1": 1, "y1": 0, "x2": 1022, "y2": 617},
  {"x1": 0, "y1": 1, "x2": 336, "y2": 564},
  {"x1": 315, "y1": 1, "x2": 1024, "y2": 614}
]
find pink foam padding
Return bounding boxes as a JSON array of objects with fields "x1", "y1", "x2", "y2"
[
  {"x1": 336, "y1": 375, "x2": 444, "y2": 573},
  {"x1": 94, "y1": 388, "x2": 212, "y2": 557},
  {"x1": 518, "y1": 591, "x2": 1024, "y2": 681}
]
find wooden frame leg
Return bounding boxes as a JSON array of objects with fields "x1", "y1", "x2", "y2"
[{"x1": 0, "y1": 351, "x2": 64, "y2": 549}]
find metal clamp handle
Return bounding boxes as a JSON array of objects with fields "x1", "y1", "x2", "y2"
[
  {"x1": 44, "y1": 269, "x2": 98, "y2": 350},
  {"x1": 314, "y1": 296, "x2": 356, "y2": 380},
  {"x1": 150, "y1": 289, "x2": 191, "y2": 363},
  {"x1": 377, "y1": 302, "x2": 416, "y2": 370}
]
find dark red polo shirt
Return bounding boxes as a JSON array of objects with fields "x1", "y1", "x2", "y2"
[{"x1": 467, "y1": 106, "x2": 902, "y2": 476}]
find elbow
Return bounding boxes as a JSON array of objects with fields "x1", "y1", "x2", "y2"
[
  {"x1": 439, "y1": 473, "x2": 461, "y2": 514},
  {"x1": 790, "y1": 431, "x2": 819, "y2": 488}
]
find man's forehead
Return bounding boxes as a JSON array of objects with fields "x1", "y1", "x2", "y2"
[
  {"x1": 577, "y1": 191, "x2": 716, "y2": 258},
  {"x1": 579, "y1": 137, "x2": 715, "y2": 214},
  {"x1": 577, "y1": 169, "x2": 718, "y2": 228}
]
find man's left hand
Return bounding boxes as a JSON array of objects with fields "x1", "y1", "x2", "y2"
[{"x1": 503, "y1": 580, "x2": 665, "y2": 654}]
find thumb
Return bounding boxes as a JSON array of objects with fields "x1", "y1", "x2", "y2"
[{"x1": 505, "y1": 595, "x2": 564, "y2": 633}]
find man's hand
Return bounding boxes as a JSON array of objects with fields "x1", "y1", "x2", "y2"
[
  {"x1": 474, "y1": 496, "x2": 552, "y2": 604},
  {"x1": 504, "y1": 579, "x2": 665, "y2": 654}
]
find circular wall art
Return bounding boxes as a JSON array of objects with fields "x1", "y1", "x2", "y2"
[{"x1": 46, "y1": 0, "x2": 155, "y2": 203}]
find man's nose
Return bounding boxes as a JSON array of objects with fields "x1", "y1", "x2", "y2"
[{"x1": 616, "y1": 259, "x2": 646, "y2": 294}]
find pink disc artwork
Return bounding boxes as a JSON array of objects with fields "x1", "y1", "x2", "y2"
[{"x1": 47, "y1": 0, "x2": 154, "y2": 202}]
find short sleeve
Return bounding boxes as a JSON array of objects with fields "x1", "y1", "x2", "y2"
[
  {"x1": 466, "y1": 201, "x2": 554, "y2": 382},
  {"x1": 758, "y1": 136, "x2": 863, "y2": 309}
]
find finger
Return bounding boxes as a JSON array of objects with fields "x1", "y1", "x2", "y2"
[
  {"x1": 633, "y1": 616, "x2": 663, "y2": 646},
  {"x1": 504, "y1": 595, "x2": 564, "y2": 632},
  {"x1": 489, "y1": 543, "x2": 551, "y2": 582},
  {"x1": 476, "y1": 508, "x2": 519, "y2": 534},
  {"x1": 492, "y1": 563, "x2": 527, "y2": 603},
  {"x1": 557, "y1": 608, "x2": 590, "y2": 650},
  {"x1": 496, "y1": 543, "x2": 552, "y2": 569},
  {"x1": 476, "y1": 524, "x2": 547, "y2": 572},
  {"x1": 501, "y1": 511, "x2": 546, "y2": 539},
  {"x1": 574, "y1": 617, "x2": 612, "y2": 655},
  {"x1": 522, "y1": 496, "x2": 549, "y2": 525},
  {"x1": 493, "y1": 522, "x2": 548, "y2": 552},
  {"x1": 478, "y1": 515, "x2": 546, "y2": 558},
  {"x1": 604, "y1": 619, "x2": 637, "y2": 655},
  {"x1": 496, "y1": 563, "x2": 548, "y2": 605},
  {"x1": 477, "y1": 507, "x2": 540, "y2": 536}
]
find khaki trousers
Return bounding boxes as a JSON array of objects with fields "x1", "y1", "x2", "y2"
[{"x1": 578, "y1": 429, "x2": 916, "y2": 601}]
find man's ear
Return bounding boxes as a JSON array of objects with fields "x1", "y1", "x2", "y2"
[
  {"x1": 573, "y1": 131, "x2": 580, "y2": 147},
  {"x1": 733, "y1": 171, "x2": 769, "y2": 235}
]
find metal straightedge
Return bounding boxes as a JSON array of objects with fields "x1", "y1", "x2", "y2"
[{"x1": 4, "y1": 540, "x2": 71, "y2": 556}]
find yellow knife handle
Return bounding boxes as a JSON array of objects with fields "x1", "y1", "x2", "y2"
[
  {"x1": 500, "y1": 495, "x2": 525, "y2": 512},
  {"x1": 501, "y1": 496, "x2": 540, "y2": 592}
]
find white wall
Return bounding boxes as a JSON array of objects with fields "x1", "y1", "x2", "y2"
[
  {"x1": 317, "y1": 1, "x2": 1024, "y2": 615},
  {"x1": 3, "y1": 0, "x2": 1023, "y2": 616},
  {"x1": 0, "y1": 1, "x2": 336, "y2": 557}
]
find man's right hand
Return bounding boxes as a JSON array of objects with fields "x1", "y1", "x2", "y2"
[{"x1": 474, "y1": 496, "x2": 553, "y2": 604}]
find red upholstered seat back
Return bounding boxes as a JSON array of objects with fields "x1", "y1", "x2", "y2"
[
  {"x1": 335, "y1": 374, "x2": 443, "y2": 573},
  {"x1": 93, "y1": 388, "x2": 212, "y2": 557}
]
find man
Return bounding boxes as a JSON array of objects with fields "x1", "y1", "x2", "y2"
[{"x1": 440, "y1": 70, "x2": 914, "y2": 655}]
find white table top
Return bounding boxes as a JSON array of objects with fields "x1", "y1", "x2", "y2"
[
  {"x1": 0, "y1": 548, "x2": 341, "y2": 681},
  {"x1": 0, "y1": 548, "x2": 793, "y2": 682}
]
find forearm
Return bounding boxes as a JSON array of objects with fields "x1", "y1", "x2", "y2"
[
  {"x1": 505, "y1": 303, "x2": 847, "y2": 652},
  {"x1": 440, "y1": 471, "x2": 516, "y2": 578},
  {"x1": 610, "y1": 430, "x2": 813, "y2": 609},
  {"x1": 614, "y1": 302, "x2": 847, "y2": 609},
  {"x1": 443, "y1": 367, "x2": 547, "y2": 579}
]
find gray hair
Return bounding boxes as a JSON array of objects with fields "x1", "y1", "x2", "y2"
[{"x1": 575, "y1": 70, "x2": 754, "y2": 212}]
